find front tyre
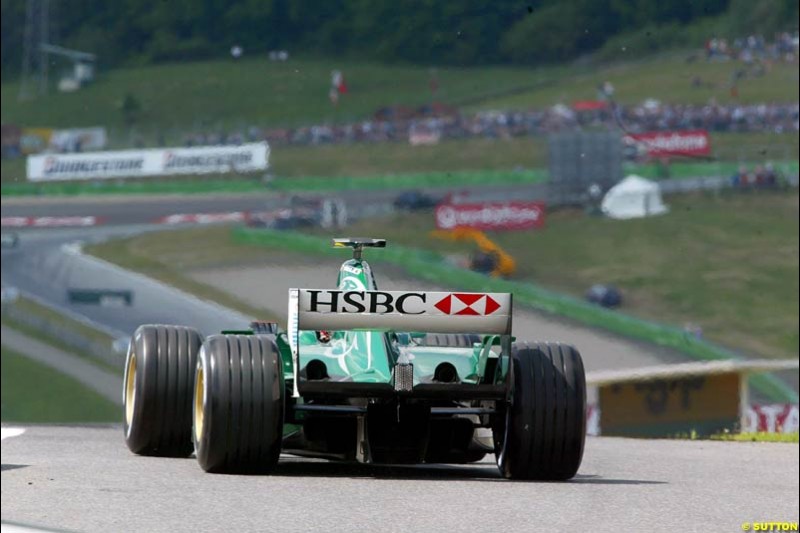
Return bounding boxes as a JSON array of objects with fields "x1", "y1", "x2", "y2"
[
  {"x1": 494, "y1": 343, "x2": 586, "y2": 480},
  {"x1": 123, "y1": 324, "x2": 203, "y2": 456},
  {"x1": 193, "y1": 334, "x2": 285, "y2": 474}
]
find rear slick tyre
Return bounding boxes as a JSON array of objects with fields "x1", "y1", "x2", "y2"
[
  {"x1": 123, "y1": 324, "x2": 203, "y2": 457},
  {"x1": 193, "y1": 334, "x2": 285, "y2": 474},
  {"x1": 494, "y1": 343, "x2": 586, "y2": 480}
]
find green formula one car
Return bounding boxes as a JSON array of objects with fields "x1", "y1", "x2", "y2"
[{"x1": 123, "y1": 238, "x2": 586, "y2": 480}]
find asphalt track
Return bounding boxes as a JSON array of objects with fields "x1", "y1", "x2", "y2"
[
  {"x1": 1, "y1": 184, "x2": 545, "y2": 226},
  {"x1": 1, "y1": 227, "x2": 251, "y2": 335},
  {"x1": 1, "y1": 425, "x2": 798, "y2": 533}
]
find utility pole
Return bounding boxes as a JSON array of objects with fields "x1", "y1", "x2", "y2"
[{"x1": 19, "y1": 0, "x2": 51, "y2": 100}]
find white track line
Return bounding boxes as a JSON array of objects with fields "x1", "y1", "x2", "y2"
[{"x1": 1, "y1": 427, "x2": 26, "y2": 441}]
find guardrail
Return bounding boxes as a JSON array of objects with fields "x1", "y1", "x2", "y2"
[
  {"x1": 231, "y1": 227, "x2": 798, "y2": 403},
  {"x1": 657, "y1": 174, "x2": 799, "y2": 194},
  {"x1": 0, "y1": 289, "x2": 128, "y2": 368}
]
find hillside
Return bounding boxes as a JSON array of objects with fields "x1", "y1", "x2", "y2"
[
  {"x1": 6, "y1": 0, "x2": 788, "y2": 74},
  {"x1": 316, "y1": 191, "x2": 800, "y2": 361},
  {"x1": 2, "y1": 53, "x2": 797, "y2": 144},
  {"x1": 85, "y1": 191, "x2": 799, "y2": 362}
]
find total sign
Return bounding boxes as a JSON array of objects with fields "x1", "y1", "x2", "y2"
[{"x1": 435, "y1": 201, "x2": 546, "y2": 231}]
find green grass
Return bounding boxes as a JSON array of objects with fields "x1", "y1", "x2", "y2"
[
  {"x1": 309, "y1": 191, "x2": 799, "y2": 361},
  {"x1": 9, "y1": 296, "x2": 114, "y2": 347},
  {"x1": 2, "y1": 317, "x2": 118, "y2": 375},
  {"x1": 1, "y1": 57, "x2": 572, "y2": 138},
  {"x1": 272, "y1": 137, "x2": 548, "y2": 177},
  {"x1": 86, "y1": 191, "x2": 799, "y2": 362},
  {"x1": 472, "y1": 55, "x2": 800, "y2": 109},
  {"x1": 2, "y1": 295, "x2": 118, "y2": 372},
  {"x1": 271, "y1": 132, "x2": 797, "y2": 178},
  {"x1": 2, "y1": 54, "x2": 795, "y2": 195},
  {"x1": 85, "y1": 228, "x2": 277, "y2": 321},
  {"x1": 711, "y1": 432, "x2": 800, "y2": 443},
  {"x1": 228, "y1": 226, "x2": 796, "y2": 401},
  {"x1": 1, "y1": 345, "x2": 119, "y2": 423},
  {"x1": 1, "y1": 53, "x2": 796, "y2": 146}
]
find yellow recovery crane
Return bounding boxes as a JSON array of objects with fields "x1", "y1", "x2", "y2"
[{"x1": 430, "y1": 228, "x2": 516, "y2": 278}]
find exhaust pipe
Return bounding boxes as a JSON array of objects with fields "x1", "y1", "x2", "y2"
[
  {"x1": 303, "y1": 359, "x2": 329, "y2": 381},
  {"x1": 433, "y1": 362, "x2": 459, "y2": 383}
]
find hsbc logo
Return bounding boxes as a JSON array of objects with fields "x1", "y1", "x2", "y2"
[
  {"x1": 434, "y1": 293, "x2": 501, "y2": 316},
  {"x1": 306, "y1": 290, "x2": 427, "y2": 315},
  {"x1": 304, "y1": 290, "x2": 505, "y2": 317},
  {"x1": 296, "y1": 289, "x2": 512, "y2": 335}
]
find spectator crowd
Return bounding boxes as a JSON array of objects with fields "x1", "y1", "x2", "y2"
[
  {"x1": 182, "y1": 100, "x2": 798, "y2": 148},
  {"x1": 730, "y1": 163, "x2": 787, "y2": 189},
  {"x1": 706, "y1": 32, "x2": 799, "y2": 63}
]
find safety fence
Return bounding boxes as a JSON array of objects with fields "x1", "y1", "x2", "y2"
[
  {"x1": 0, "y1": 290, "x2": 127, "y2": 369},
  {"x1": 3, "y1": 160, "x2": 796, "y2": 197},
  {"x1": 0, "y1": 169, "x2": 544, "y2": 197},
  {"x1": 232, "y1": 227, "x2": 798, "y2": 403}
]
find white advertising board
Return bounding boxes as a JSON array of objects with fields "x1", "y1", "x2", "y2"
[{"x1": 26, "y1": 142, "x2": 269, "y2": 181}]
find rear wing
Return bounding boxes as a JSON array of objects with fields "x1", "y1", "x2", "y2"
[{"x1": 287, "y1": 289, "x2": 512, "y2": 396}]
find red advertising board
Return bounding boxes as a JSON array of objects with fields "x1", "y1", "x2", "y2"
[
  {"x1": 572, "y1": 100, "x2": 609, "y2": 111},
  {"x1": 435, "y1": 201, "x2": 546, "y2": 231},
  {"x1": 624, "y1": 129, "x2": 711, "y2": 158}
]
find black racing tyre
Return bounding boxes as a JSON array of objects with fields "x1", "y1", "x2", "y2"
[
  {"x1": 420, "y1": 333, "x2": 482, "y2": 348},
  {"x1": 193, "y1": 334, "x2": 285, "y2": 474},
  {"x1": 494, "y1": 343, "x2": 586, "y2": 480},
  {"x1": 123, "y1": 324, "x2": 203, "y2": 456}
]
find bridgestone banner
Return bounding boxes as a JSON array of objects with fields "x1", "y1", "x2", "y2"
[
  {"x1": 435, "y1": 201, "x2": 546, "y2": 231},
  {"x1": 26, "y1": 142, "x2": 269, "y2": 181},
  {"x1": 623, "y1": 130, "x2": 711, "y2": 158}
]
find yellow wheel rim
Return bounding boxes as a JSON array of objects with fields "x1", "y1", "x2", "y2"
[
  {"x1": 124, "y1": 353, "x2": 136, "y2": 427},
  {"x1": 194, "y1": 364, "x2": 205, "y2": 442}
]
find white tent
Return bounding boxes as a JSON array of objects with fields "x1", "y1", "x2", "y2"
[{"x1": 601, "y1": 175, "x2": 669, "y2": 220}]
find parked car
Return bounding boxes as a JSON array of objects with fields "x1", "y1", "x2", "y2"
[{"x1": 393, "y1": 190, "x2": 438, "y2": 210}]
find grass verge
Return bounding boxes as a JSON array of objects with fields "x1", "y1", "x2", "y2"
[
  {"x1": 7, "y1": 296, "x2": 115, "y2": 346},
  {"x1": 231, "y1": 225, "x2": 797, "y2": 401},
  {"x1": 84, "y1": 192, "x2": 798, "y2": 400},
  {"x1": 1, "y1": 345, "x2": 119, "y2": 423},
  {"x1": 711, "y1": 432, "x2": 799, "y2": 443},
  {"x1": 307, "y1": 190, "x2": 799, "y2": 361},
  {"x1": 2, "y1": 295, "x2": 118, "y2": 372},
  {"x1": 85, "y1": 192, "x2": 800, "y2": 361}
]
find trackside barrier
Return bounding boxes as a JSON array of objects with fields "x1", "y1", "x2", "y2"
[
  {"x1": 0, "y1": 169, "x2": 546, "y2": 197},
  {"x1": 231, "y1": 227, "x2": 798, "y2": 403},
  {"x1": 2, "y1": 162, "x2": 796, "y2": 197},
  {"x1": 586, "y1": 360, "x2": 799, "y2": 437},
  {"x1": 0, "y1": 289, "x2": 128, "y2": 368},
  {"x1": 268, "y1": 170, "x2": 546, "y2": 192}
]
